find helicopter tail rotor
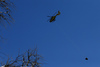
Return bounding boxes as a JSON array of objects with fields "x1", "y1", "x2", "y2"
[{"x1": 57, "y1": 11, "x2": 60, "y2": 15}]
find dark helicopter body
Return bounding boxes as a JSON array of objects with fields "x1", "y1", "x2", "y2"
[
  {"x1": 48, "y1": 11, "x2": 60, "y2": 23},
  {"x1": 49, "y1": 16, "x2": 56, "y2": 22}
]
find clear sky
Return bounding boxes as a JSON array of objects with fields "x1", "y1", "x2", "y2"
[{"x1": 0, "y1": 0, "x2": 100, "y2": 67}]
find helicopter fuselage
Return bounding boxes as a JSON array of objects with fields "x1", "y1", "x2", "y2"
[{"x1": 50, "y1": 16, "x2": 56, "y2": 22}]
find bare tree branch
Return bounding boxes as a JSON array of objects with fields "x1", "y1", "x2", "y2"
[
  {"x1": 1, "y1": 48, "x2": 45, "y2": 67},
  {"x1": 0, "y1": 0, "x2": 15, "y2": 40}
]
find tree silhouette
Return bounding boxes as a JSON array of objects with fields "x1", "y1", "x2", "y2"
[
  {"x1": 0, "y1": 0, "x2": 15, "y2": 40},
  {"x1": 0, "y1": 48, "x2": 44, "y2": 67}
]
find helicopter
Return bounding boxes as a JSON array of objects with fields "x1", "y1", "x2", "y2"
[{"x1": 47, "y1": 11, "x2": 60, "y2": 22}]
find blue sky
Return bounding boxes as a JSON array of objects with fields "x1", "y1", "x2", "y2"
[{"x1": 0, "y1": 0, "x2": 100, "y2": 67}]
